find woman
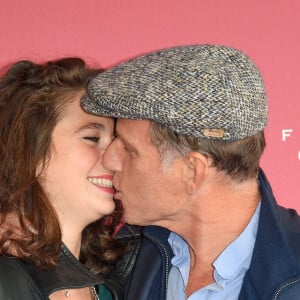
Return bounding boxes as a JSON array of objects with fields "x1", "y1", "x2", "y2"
[{"x1": 0, "y1": 58, "x2": 126, "y2": 299}]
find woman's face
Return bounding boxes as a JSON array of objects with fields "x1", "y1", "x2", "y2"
[{"x1": 39, "y1": 92, "x2": 115, "y2": 230}]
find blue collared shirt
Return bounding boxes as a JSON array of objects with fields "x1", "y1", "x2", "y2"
[{"x1": 167, "y1": 202, "x2": 261, "y2": 300}]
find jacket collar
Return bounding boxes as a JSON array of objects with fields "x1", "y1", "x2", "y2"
[
  {"x1": 143, "y1": 225, "x2": 174, "y2": 263},
  {"x1": 242, "y1": 169, "x2": 300, "y2": 298},
  {"x1": 140, "y1": 170, "x2": 300, "y2": 298},
  {"x1": 20, "y1": 243, "x2": 104, "y2": 297}
]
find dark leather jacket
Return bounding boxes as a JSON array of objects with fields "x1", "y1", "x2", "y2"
[
  {"x1": 115, "y1": 169, "x2": 300, "y2": 299},
  {"x1": 0, "y1": 244, "x2": 106, "y2": 300}
]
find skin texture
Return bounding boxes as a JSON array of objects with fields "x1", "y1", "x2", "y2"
[
  {"x1": 0, "y1": 59, "x2": 125, "y2": 300},
  {"x1": 39, "y1": 92, "x2": 116, "y2": 300},
  {"x1": 39, "y1": 92, "x2": 116, "y2": 257},
  {"x1": 102, "y1": 118, "x2": 260, "y2": 296},
  {"x1": 102, "y1": 119, "x2": 187, "y2": 228}
]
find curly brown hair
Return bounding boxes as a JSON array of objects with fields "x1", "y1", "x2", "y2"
[{"x1": 0, "y1": 57, "x2": 124, "y2": 274}]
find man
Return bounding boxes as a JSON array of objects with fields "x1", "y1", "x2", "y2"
[{"x1": 81, "y1": 45, "x2": 300, "y2": 299}]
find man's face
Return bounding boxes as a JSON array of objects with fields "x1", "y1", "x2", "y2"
[{"x1": 102, "y1": 119, "x2": 185, "y2": 227}]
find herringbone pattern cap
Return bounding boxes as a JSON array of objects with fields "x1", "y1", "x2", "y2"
[{"x1": 81, "y1": 45, "x2": 268, "y2": 141}]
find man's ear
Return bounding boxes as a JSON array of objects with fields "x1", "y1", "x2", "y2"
[{"x1": 182, "y1": 152, "x2": 209, "y2": 195}]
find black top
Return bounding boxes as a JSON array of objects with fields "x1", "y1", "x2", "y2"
[{"x1": 0, "y1": 244, "x2": 105, "y2": 299}]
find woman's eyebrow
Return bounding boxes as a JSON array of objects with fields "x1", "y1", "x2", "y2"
[{"x1": 76, "y1": 122, "x2": 105, "y2": 133}]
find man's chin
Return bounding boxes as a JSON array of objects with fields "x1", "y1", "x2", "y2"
[{"x1": 124, "y1": 214, "x2": 145, "y2": 226}]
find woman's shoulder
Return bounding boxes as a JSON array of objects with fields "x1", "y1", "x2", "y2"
[
  {"x1": 0, "y1": 256, "x2": 43, "y2": 299},
  {"x1": 0, "y1": 255, "x2": 31, "y2": 287},
  {"x1": 0, "y1": 255, "x2": 24, "y2": 278}
]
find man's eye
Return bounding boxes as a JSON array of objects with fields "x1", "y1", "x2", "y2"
[
  {"x1": 84, "y1": 137, "x2": 100, "y2": 142},
  {"x1": 123, "y1": 143, "x2": 136, "y2": 154}
]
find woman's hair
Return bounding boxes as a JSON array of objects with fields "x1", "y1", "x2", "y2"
[
  {"x1": 0, "y1": 58, "x2": 124, "y2": 274},
  {"x1": 150, "y1": 122, "x2": 266, "y2": 182}
]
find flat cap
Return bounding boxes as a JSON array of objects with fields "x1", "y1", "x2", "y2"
[{"x1": 81, "y1": 44, "x2": 268, "y2": 141}]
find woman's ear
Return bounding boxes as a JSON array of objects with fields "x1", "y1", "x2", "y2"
[{"x1": 183, "y1": 152, "x2": 209, "y2": 195}]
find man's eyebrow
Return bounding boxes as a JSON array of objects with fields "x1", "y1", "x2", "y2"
[
  {"x1": 115, "y1": 129, "x2": 132, "y2": 145},
  {"x1": 115, "y1": 129, "x2": 125, "y2": 140}
]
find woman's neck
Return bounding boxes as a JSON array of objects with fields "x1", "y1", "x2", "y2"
[{"x1": 61, "y1": 226, "x2": 83, "y2": 258}]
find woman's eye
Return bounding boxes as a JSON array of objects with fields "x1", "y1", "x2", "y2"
[{"x1": 84, "y1": 136, "x2": 100, "y2": 143}]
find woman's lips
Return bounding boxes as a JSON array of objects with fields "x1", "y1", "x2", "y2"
[{"x1": 88, "y1": 175, "x2": 115, "y2": 194}]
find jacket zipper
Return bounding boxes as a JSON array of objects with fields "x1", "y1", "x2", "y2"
[{"x1": 273, "y1": 278, "x2": 300, "y2": 299}]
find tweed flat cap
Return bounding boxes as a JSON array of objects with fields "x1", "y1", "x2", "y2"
[{"x1": 81, "y1": 45, "x2": 268, "y2": 141}]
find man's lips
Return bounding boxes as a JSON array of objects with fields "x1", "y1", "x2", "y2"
[
  {"x1": 113, "y1": 190, "x2": 121, "y2": 199},
  {"x1": 112, "y1": 179, "x2": 119, "y2": 191}
]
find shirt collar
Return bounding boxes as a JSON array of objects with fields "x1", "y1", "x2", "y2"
[
  {"x1": 213, "y1": 201, "x2": 261, "y2": 286},
  {"x1": 168, "y1": 201, "x2": 261, "y2": 288}
]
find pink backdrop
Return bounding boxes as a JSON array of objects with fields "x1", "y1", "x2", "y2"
[{"x1": 1, "y1": 0, "x2": 299, "y2": 210}]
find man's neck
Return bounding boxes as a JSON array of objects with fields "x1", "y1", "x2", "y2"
[{"x1": 167, "y1": 177, "x2": 260, "y2": 295}]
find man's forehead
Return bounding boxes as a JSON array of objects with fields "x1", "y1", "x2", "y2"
[
  {"x1": 115, "y1": 119, "x2": 152, "y2": 139},
  {"x1": 116, "y1": 119, "x2": 150, "y2": 129}
]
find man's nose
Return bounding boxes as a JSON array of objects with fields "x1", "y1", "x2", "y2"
[{"x1": 102, "y1": 141, "x2": 122, "y2": 172}]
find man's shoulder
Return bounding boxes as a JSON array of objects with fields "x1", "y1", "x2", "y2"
[
  {"x1": 115, "y1": 224, "x2": 142, "y2": 239},
  {"x1": 113, "y1": 226, "x2": 172, "y2": 300},
  {"x1": 114, "y1": 225, "x2": 173, "y2": 272},
  {"x1": 277, "y1": 205, "x2": 300, "y2": 228},
  {"x1": 116, "y1": 224, "x2": 171, "y2": 243},
  {"x1": 142, "y1": 225, "x2": 172, "y2": 241},
  {"x1": 277, "y1": 205, "x2": 300, "y2": 242},
  {"x1": 277, "y1": 206, "x2": 300, "y2": 260},
  {"x1": 259, "y1": 169, "x2": 300, "y2": 252}
]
